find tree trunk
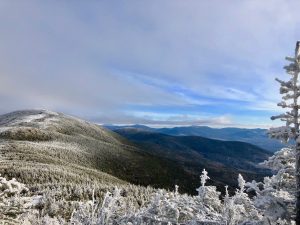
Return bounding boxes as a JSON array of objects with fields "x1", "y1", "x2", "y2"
[{"x1": 296, "y1": 142, "x2": 300, "y2": 225}]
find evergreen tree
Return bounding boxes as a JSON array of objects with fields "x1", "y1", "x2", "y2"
[{"x1": 269, "y1": 41, "x2": 300, "y2": 224}]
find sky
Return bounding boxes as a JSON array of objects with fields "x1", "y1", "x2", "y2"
[{"x1": 0, "y1": 0, "x2": 300, "y2": 128}]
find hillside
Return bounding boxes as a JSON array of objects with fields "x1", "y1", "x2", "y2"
[
  {"x1": 0, "y1": 110, "x2": 271, "y2": 196},
  {"x1": 113, "y1": 128, "x2": 272, "y2": 190},
  {"x1": 0, "y1": 110, "x2": 194, "y2": 195},
  {"x1": 106, "y1": 125, "x2": 285, "y2": 152}
]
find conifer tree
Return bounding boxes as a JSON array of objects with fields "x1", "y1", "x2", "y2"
[{"x1": 269, "y1": 41, "x2": 300, "y2": 224}]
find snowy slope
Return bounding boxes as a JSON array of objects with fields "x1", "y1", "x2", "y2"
[{"x1": 0, "y1": 110, "x2": 194, "y2": 193}]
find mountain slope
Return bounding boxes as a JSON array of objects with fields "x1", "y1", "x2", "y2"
[
  {"x1": 0, "y1": 110, "x2": 193, "y2": 193},
  {"x1": 0, "y1": 110, "x2": 272, "y2": 197},
  {"x1": 113, "y1": 128, "x2": 272, "y2": 190}
]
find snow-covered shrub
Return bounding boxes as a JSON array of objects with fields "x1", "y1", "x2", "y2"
[
  {"x1": 0, "y1": 174, "x2": 43, "y2": 224},
  {"x1": 71, "y1": 168, "x2": 294, "y2": 224},
  {"x1": 246, "y1": 147, "x2": 296, "y2": 224},
  {"x1": 70, "y1": 187, "x2": 130, "y2": 225},
  {"x1": 223, "y1": 175, "x2": 262, "y2": 225},
  {"x1": 1, "y1": 166, "x2": 295, "y2": 225},
  {"x1": 196, "y1": 169, "x2": 222, "y2": 213},
  {"x1": 69, "y1": 170, "x2": 228, "y2": 224}
]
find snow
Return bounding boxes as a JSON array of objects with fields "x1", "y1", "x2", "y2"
[
  {"x1": 0, "y1": 127, "x2": 10, "y2": 133},
  {"x1": 0, "y1": 110, "x2": 59, "y2": 133},
  {"x1": 14, "y1": 113, "x2": 46, "y2": 124},
  {"x1": 200, "y1": 169, "x2": 210, "y2": 187}
]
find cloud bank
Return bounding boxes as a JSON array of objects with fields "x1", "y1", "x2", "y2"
[{"x1": 0, "y1": 0, "x2": 298, "y2": 127}]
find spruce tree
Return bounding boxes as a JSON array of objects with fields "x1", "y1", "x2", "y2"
[{"x1": 269, "y1": 41, "x2": 300, "y2": 224}]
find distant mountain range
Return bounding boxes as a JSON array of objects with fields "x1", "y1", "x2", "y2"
[{"x1": 105, "y1": 125, "x2": 285, "y2": 152}]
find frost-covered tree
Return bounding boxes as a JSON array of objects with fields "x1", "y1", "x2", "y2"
[
  {"x1": 269, "y1": 41, "x2": 300, "y2": 224},
  {"x1": 0, "y1": 174, "x2": 43, "y2": 224},
  {"x1": 69, "y1": 169, "x2": 226, "y2": 224},
  {"x1": 222, "y1": 174, "x2": 262, "y2": 225},
  {"x1": 246, "y1": 148, "x2": 296, "y2": 224}
]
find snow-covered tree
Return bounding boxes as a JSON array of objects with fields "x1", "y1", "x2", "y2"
[
  {"x1": 246, "y1": 148, "x2": 296, "y2": 224},
  {"x1": 268, "y1": 41, "x2": 300, "y2": 224},
  {"x1": 69, "y1": 169, "x2": 225, "y2": 224},
  {"x1": 0, "y1": 174, "x2": 44, "y2": 224},
  {"x1": 221, "y1": 174, "x2": 262, "y2": 225}
]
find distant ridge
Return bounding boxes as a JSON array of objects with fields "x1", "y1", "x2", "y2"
[{"x1": 105, "y1": 124, "x2": 285, "y2": 152}]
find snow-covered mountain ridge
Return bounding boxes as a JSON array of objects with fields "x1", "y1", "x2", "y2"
[{"x1": 0, "y1": 110, "x2": 195, "y2": 190}]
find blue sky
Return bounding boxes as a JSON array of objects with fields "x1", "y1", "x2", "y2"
[{"x1": 0, "y1": 0, "x2": 300, "y2": 128}]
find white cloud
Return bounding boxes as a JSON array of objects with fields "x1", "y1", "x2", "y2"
[
  {"x1": 96, "y1": 111, "x2": 233, "y2": 128},
  {"x1": 0, "y1": 0, "x2": 299, "y2": 126}
]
